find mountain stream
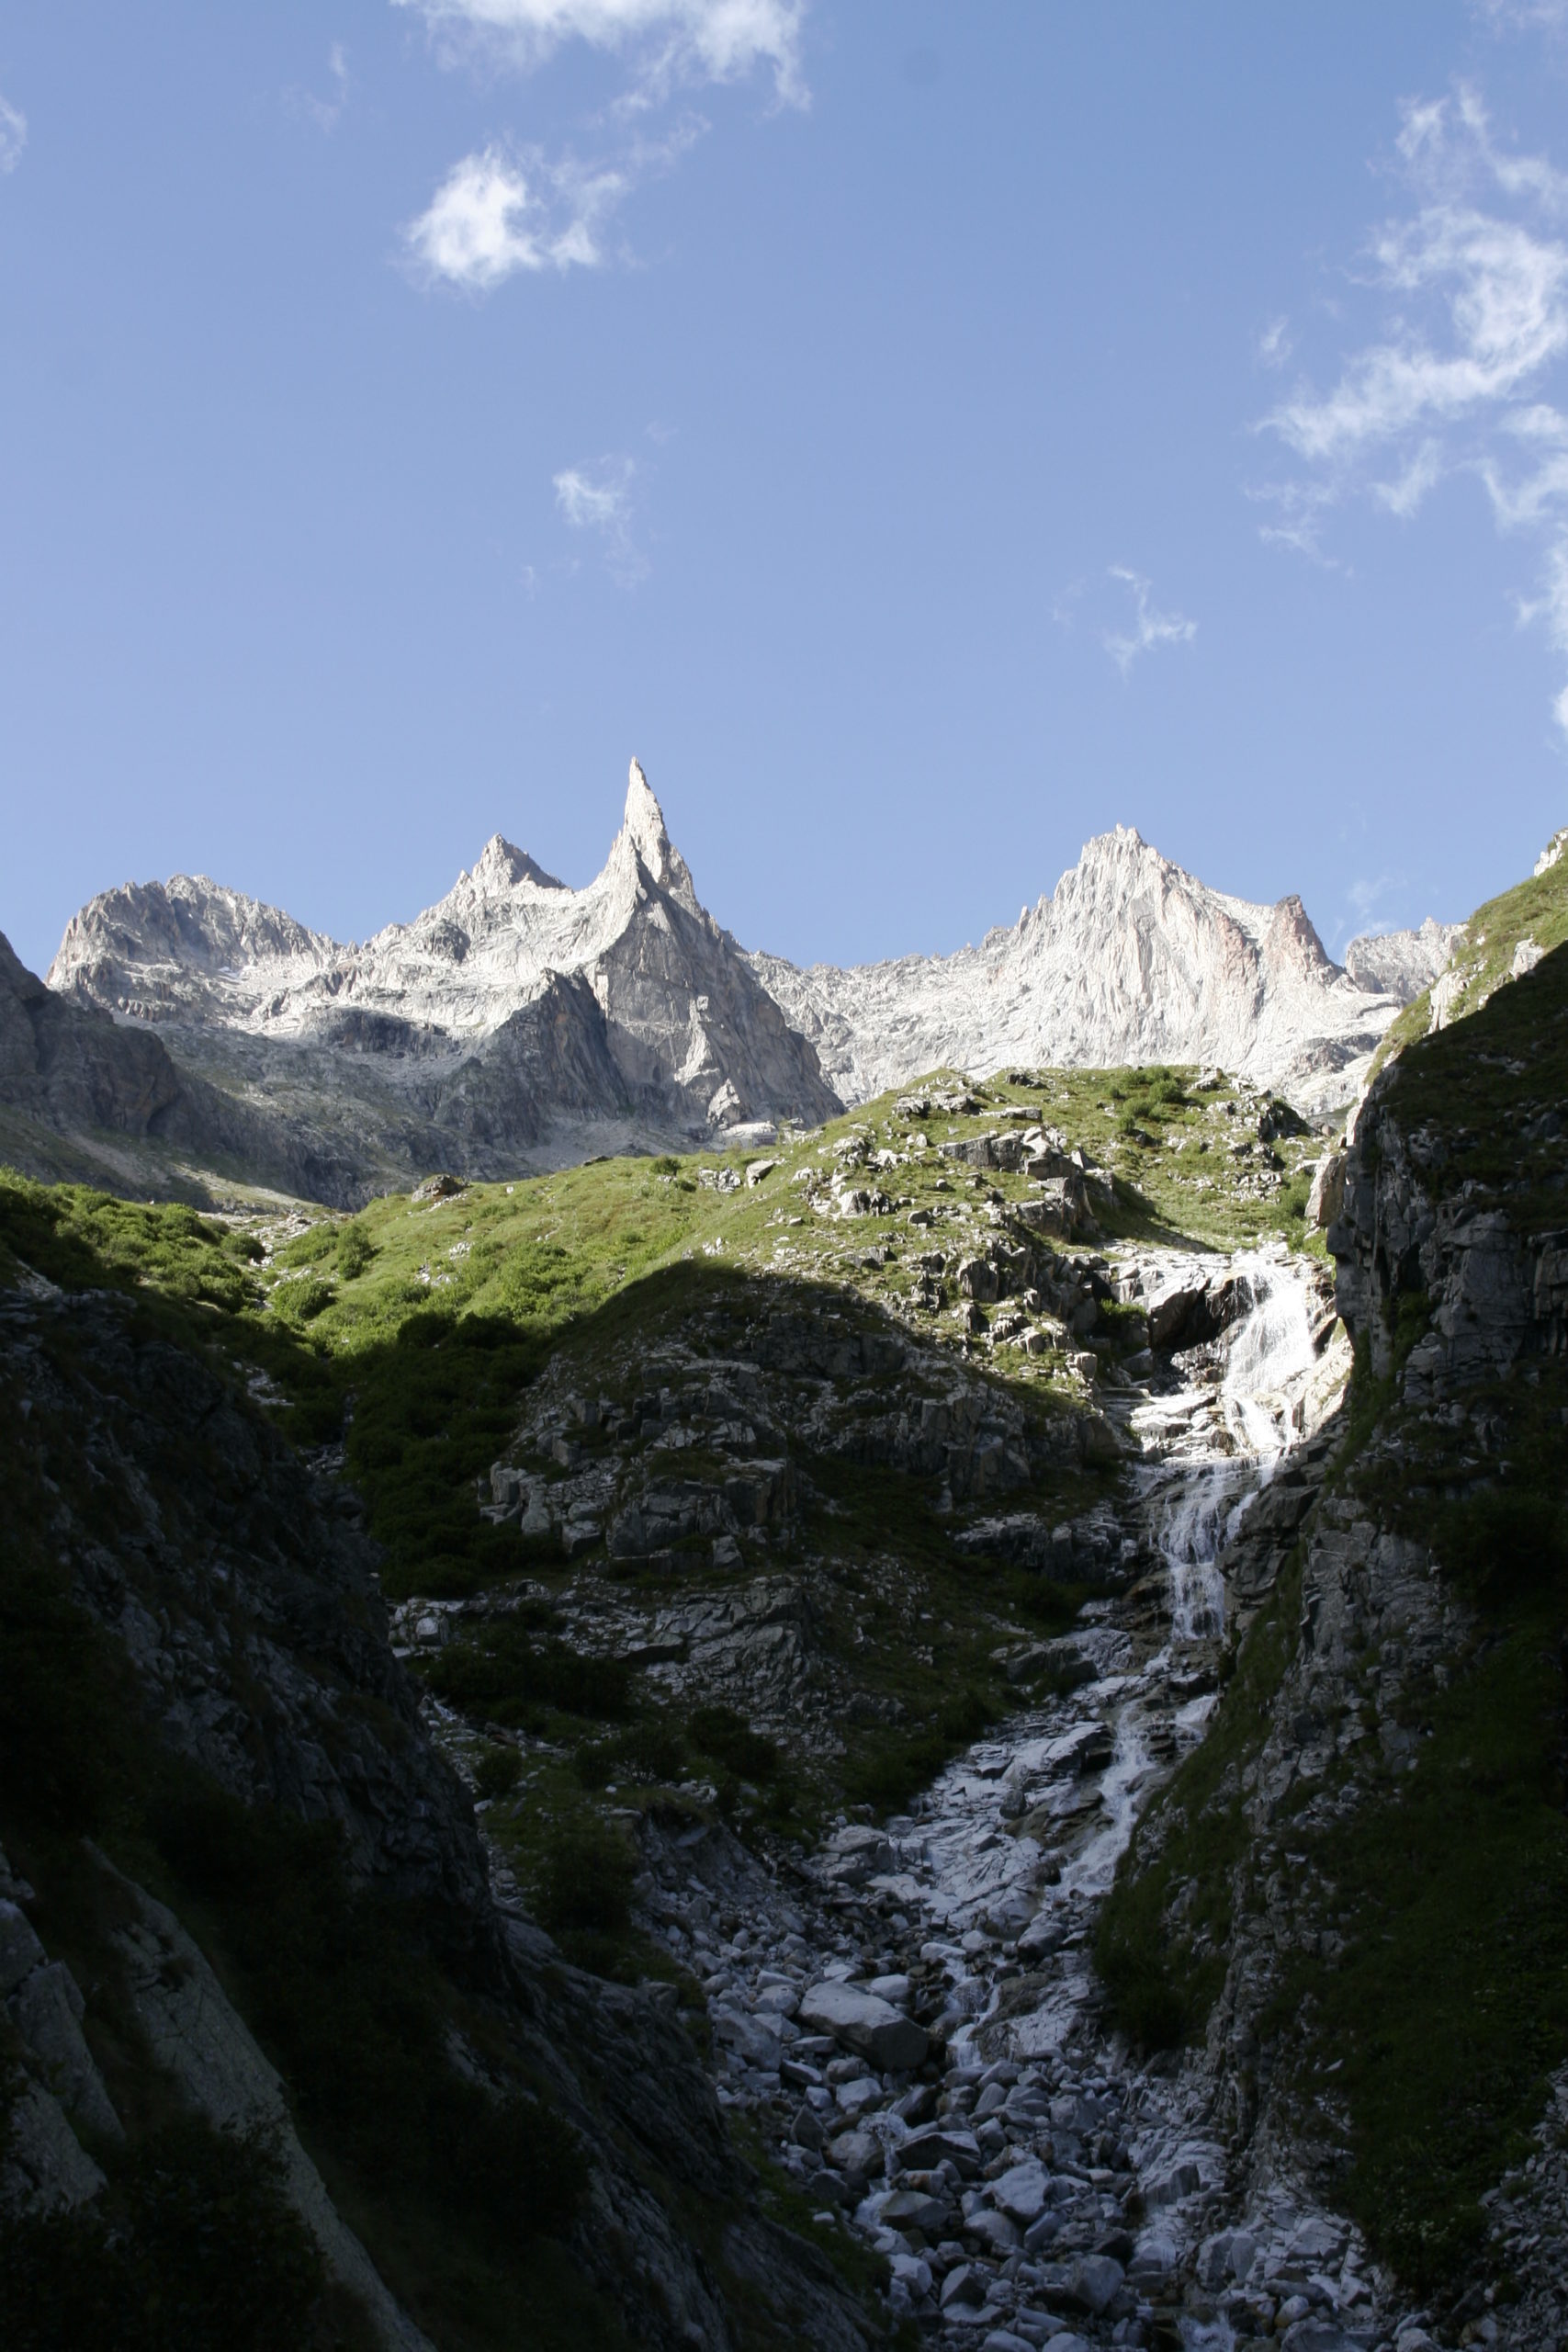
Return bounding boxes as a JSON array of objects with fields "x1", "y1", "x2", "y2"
[{"x1": 651, "y1": 1246, "x2": 1393, "y2": 2351}]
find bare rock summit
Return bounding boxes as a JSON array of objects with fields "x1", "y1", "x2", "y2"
[{"x1": 751, "y1": 825, "x2": 1446, "y2": 1114}]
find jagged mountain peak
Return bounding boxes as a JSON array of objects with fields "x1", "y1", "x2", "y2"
[
  {"x1": 623, "y1": 757, "x2": 665, "y2": 868},
  {"x1": 42, "y1": 760, "x2": 840, "y2": 1187},
  {"x1": 614, "y1": 756, "x2": 699, "y2": 910},
  {"x1": 466, "y1": 834, "x2": 566, "y2": 897},
  {"x1": 1264, "y1": 892, "x2": 1337, "y2": 981}
]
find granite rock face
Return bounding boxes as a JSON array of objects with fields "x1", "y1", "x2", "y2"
[
  {"x1": 1330, "y1": 1058, "x2": 1568, "y2": 1401},
  {"x1": 46, "y1": 763, "x2": 841, "y2": 1198},
  {"x1": 0, "y1": 928, "x2": 192, "y2": 1139},
  {"x1": 1341, "y1": 916, "x2": 1461, "y2": 1004},
  {"x1": 752, "y1": 826, "x2": 1444, "y2": 1116},
  {"x1": 0, "y1": 925, "x2": 415, "y2": 1204}
]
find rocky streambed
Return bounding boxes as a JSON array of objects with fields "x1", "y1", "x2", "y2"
[{"x1": 622, "y1": 1249, "x2": 1433, "y2": 2352}]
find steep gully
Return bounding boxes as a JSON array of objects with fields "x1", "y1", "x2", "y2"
[{"x1": 614, "y1": 1253, "x2": 1409, "y2": 2352}]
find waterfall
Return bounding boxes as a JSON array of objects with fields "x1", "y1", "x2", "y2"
[
  {"x1": 1160, "y1": 1460, "x2": 1252, "y2": 1641},
  {"x1": 1156, "y1": 1250, "x2": 1318, "y2": 1645},
  {"x1": 1219, "y1": 1250, "x2": 1317, "y2": 1455}
]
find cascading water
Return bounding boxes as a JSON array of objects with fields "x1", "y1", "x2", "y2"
[
  {"x1": 1145, "y1": 1249, "x2": 1322, "y2": 1644},
  {"x1": 1219, "y1": 1249, "x2": 1318, "y2": 1456},
  {"x1": 703, "y1": 1243, "x2": 1366, "y2": 2347},
  {"x1": 1159, "y1": 1461, "x2": 1251, "y2": 1640}
]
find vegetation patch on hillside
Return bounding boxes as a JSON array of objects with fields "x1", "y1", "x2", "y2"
[{"x1": 1369, "y1": 836, "x2": 1568, "y2": 1085}]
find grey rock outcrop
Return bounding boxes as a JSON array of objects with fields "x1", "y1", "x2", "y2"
[
  {"x1": 1342, "y1": 916, "x2": 1461, "y2": 1004},
  {"x1": 0, "y1": 925, "x2": 403, "y2": 1204},
  {"x1": 0, "y1": 1270, "x2": 876, "y2": 2351},
  {"x1": 104, "y1": 1857, "x2": 435, "y2": 2348},
  {"x1": 795, "y1": 1978, "x2": 929, "y2": 2072},
  {"x1": 1330, "y1": 1077, "x2": 1568, "y2": 1400},
  {"x1": 0, "y1": 928, "x2": 192, "y2": 1139},
  {"x1": 751, "y1": 826, "x2": 1444, "y2": 1116},
  {"x1": 0, "y1": 1828, "x2": 431, "y2": 2348},
  {"x1": 7, "y1": 1283, "x2": 492, "y2": 1936}
]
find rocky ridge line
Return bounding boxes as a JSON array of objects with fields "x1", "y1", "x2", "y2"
[
  {"x1": 750, "y1": 826, "x2": 1456, "y2": 1118},
  {"x1": 42, "y1": 763, "x2": 840, "y2": 1200}
]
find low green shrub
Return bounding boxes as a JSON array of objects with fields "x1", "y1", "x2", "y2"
[
  {"x1": 614, "y1": 1717, "x2": 689, "y2": 1782},
  {"x1": 1432, "y1": 1487, "x2": 1568, "y2": 1606},
  {"x1": 0, "y1": 2120, "x2": 335, "y2": 2352},
  {"x1": 535, "y1": 1819, "x2": 634, "y2": 1939},
  {"x1": 336, "y1": 1222, "x2": 377, "y2": 1281},
  {"x1": 841, "y1": 1686, "x2": 998, "y2": 1815},
  {"x1": 269, "y1": 1276, "x2": 334, "y2": 1327},
  {"x1": 472, "y1": 1744, "x2": 522, "y2": 1802},
  {"x1": 1280, "y1": 1171, "x2": 1310, "y2": 1223},
  {"x1": 419, "y1": 1624, "x2": 631, "y2": 1724},
  {"x1": 688, "y1": 1705, "x2": 778, "y2": 1783}
]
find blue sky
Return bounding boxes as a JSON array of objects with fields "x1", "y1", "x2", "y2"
[{"x1": 4, "y1": 2, "x2": 1568, "y2": 979}]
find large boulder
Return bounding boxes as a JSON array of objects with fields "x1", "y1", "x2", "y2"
[{"x1": 795, "y1": 1980, "x2": 928, "y2": 2073}]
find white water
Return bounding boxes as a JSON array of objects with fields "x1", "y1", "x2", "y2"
[
  {"x1": 1158, "y1": 1460, "x2": 1252, "y2": 1640},
  {"x1": 875, "y1": 1250, "x2": 1325, "y2": 2007},
  {"x1": 1219, "y1": 1249, "x2": 1317, "y2": 1456},
  {"x1": 1139, "y1": 1249, "x2": 1319, "y2": 1643}
]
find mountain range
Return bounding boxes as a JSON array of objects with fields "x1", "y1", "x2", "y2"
[
  {"x1": 9, "y1": 761, "x2": 1457, "y2": 1204},
  {"x1": 751, "y1": 820, "x2": 1455, "y2": 1112}
]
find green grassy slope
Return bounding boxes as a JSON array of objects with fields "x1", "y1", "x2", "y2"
[{"x1": 1369, "y1": 829, "x2": 1568, "y2": 1085}]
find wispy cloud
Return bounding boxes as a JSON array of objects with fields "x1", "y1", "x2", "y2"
[
  {"x1": 1325, "y1": 870, "x2": 1413, "y2": 956},
  {"x1": 1103, "y1": 567, "x2": 1198, "y2": 676},
  {"x1": 554, "y1": 454, "x2": 647, "y2": 582},
  {"x1": 404, "y1": 144, "x2": 634, "y2": 286},
  {"x1": 1049, "y1": 578, "x2": 1084, "y2": 628},
  {"x1": 1472, "y1": 0, "x2": 1568, "y2": 33},
  {"x1": 1247, "y1": 478, "x2": 1344, "y2": 566},
  {"x1": 1258, "y1": 316, "x2": 1292, "y2": 370},
  {"x1": 0, "y1": 89, "x2": 27, "y2": 175},
  {"x1": 392, "y1": 0, "x2": 807, "y2": 107},
  {"x1": 288, "y1": 43, "x2": 350, "y2": 133},
  {"x1": 1257, "y1": 85, "x2": 1568, "y2": 731}
]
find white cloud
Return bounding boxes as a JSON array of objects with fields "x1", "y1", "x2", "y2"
[
  {"x1": 1258, "y1": 316, "x2": 1292, "y2": 369},
  {"x1": 397, "y1": 3, "x2": 801, "y2": 300},
  {"x1": 1247, "y1": 479, "x2": 1345, "y2": 565},
  {"x1": 554, "y1": 455, "x2": 647, "y2": 582},
  {"x1": 1049, "y1": 578, "x2": 1085, "y2": 628},
  {"x1": 1372, "y1": 437, "x2": 1447, "y2": 517},
  {"x1": 1102, "y1": 568, "x2": 1197, "y2": 676},
  {"x1": 0, "y1": 90, "x2": 27, "y2": 175},
  {"x1": 405, "y1": 145, "x2": 630, "y2": 285},
  {"x1": 1258, "y1": 86, "x2": 1568, "y2": 733},
  {"x1": 288, "y1": 42, "x2": 351, "y2": 132},
  {"x1": 392, "y1": 0, "x2": 807, "y2": 106}
]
